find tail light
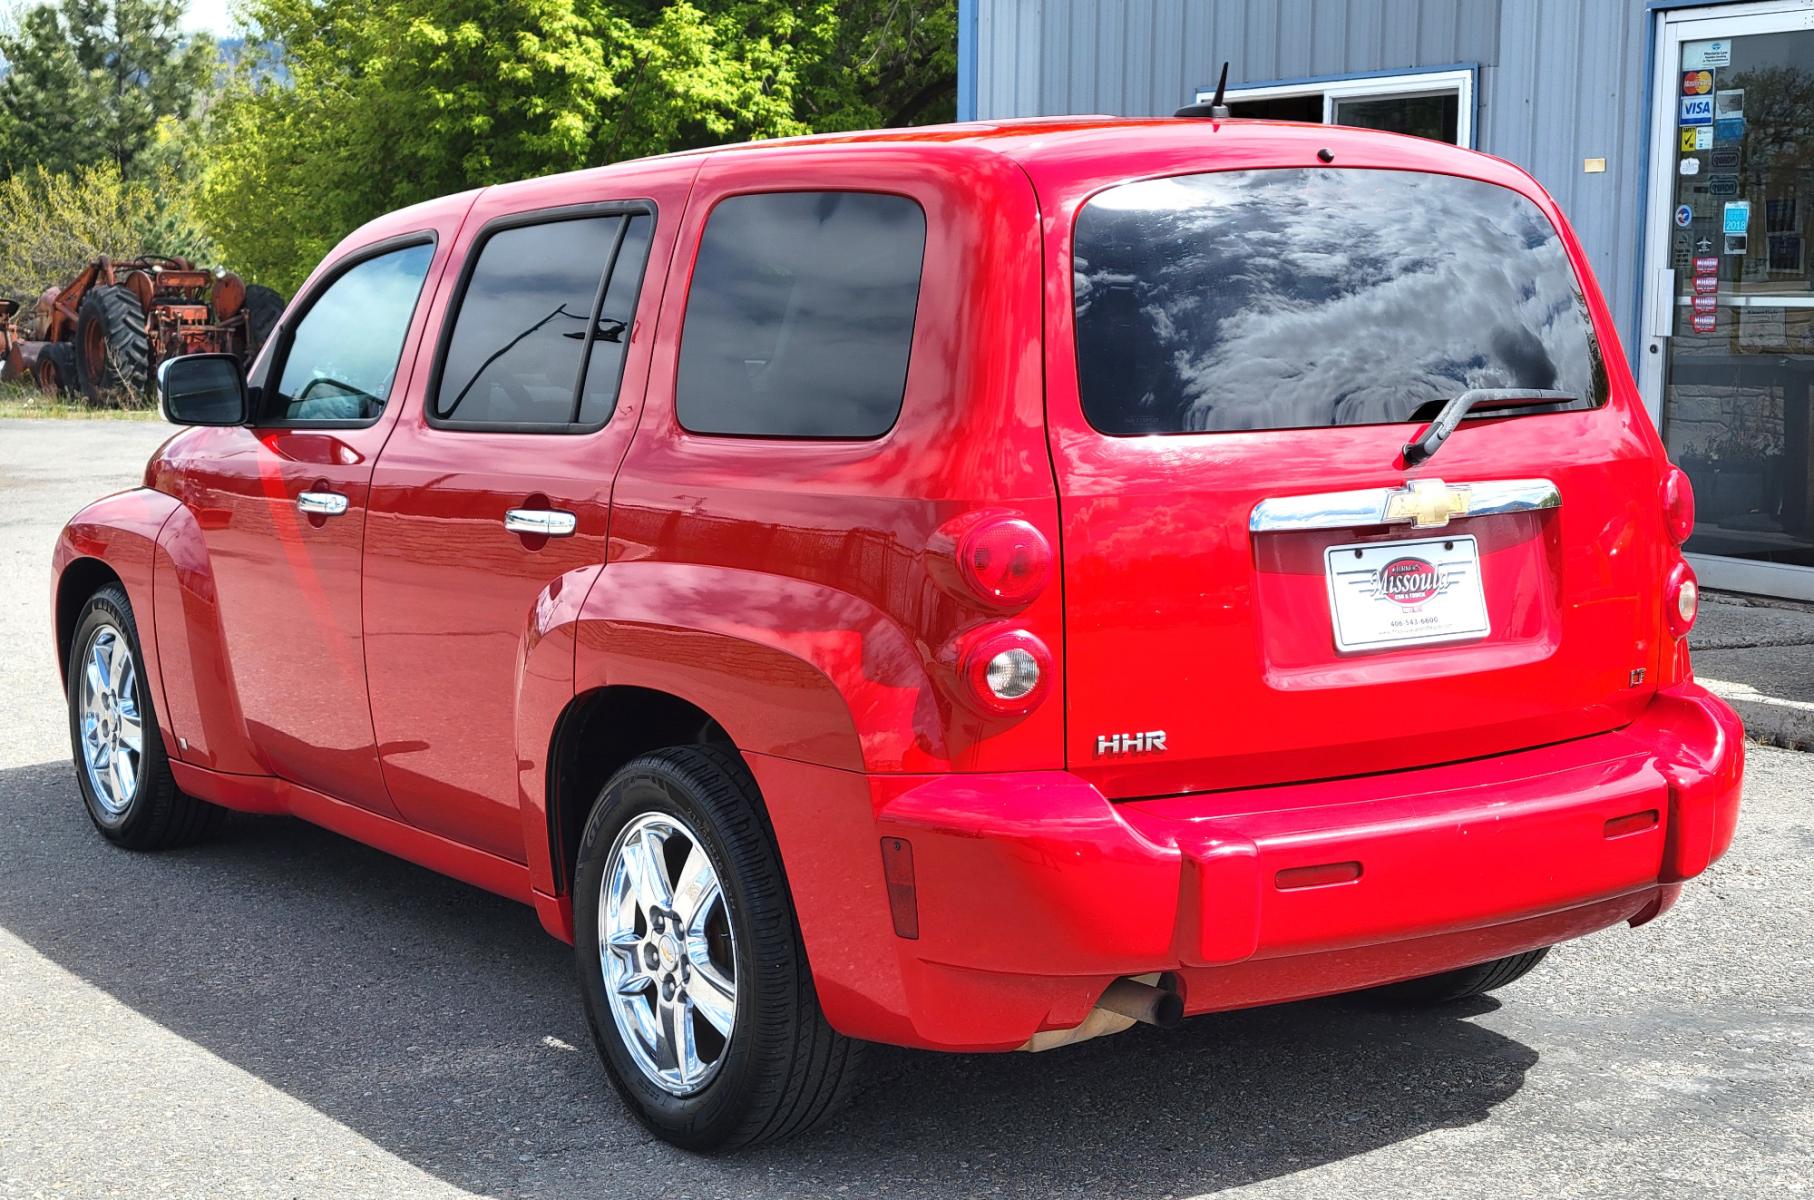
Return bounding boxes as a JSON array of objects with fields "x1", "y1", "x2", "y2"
[
  {"x1": 1665, "y1": 560, "x2": 1699, "y2": 638},
  {"x1": 1661, "y1": 466, "x2": 1695, "y2": 545},
  {"x1": 956, "y1": 624, "x2": 1052, "y2": 714},
  {"x1": 935, "y1": 511, "x2": 1053, "y2": 610}
]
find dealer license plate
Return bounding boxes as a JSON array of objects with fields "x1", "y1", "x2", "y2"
[{"x1": 1325, "y1": 536, "x2": 1490, "y2": 652}]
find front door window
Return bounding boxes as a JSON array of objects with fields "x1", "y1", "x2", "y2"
[{"x1": 1661, "y1": 23, "x2": 1814, "y2": 573}]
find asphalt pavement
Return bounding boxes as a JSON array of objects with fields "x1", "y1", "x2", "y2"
[{"x1": 0, "y1": 417, "x2": 1809, "y2": 1199}]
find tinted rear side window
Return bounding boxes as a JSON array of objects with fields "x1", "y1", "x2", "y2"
[
  {"x1": 1073, "y1": 169, "x2": 1607, "y2": 435},
  {"x1": 434, "y1": 213, "x2": 652, "y2": 428},
  {"x1": 676, "y1": 191, "x2": 926, "y2": 439}
]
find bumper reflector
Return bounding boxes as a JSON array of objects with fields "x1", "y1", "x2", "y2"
[
  {"x1": 1274, "y1": 861, "x2": 1363, "y2": 890},
  {"x1": 881, "y1": 837, "x2": 920, "y2": 939}
]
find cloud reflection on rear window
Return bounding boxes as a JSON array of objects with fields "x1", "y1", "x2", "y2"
[{"x1": 1073, "y1": 168, "x2": 1608, "y2": 436}]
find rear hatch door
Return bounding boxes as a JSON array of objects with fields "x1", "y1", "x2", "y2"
[{"x1": 1033, "y1": 141, "x2": 1667, "y2": 800}]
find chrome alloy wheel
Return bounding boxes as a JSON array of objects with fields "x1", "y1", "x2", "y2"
[
  {"x1": 599, "y1": 811, "x2": 738, "y2": 1095},
  {"x1": 77, "y1": 623, "x2": 143, "y2": 816}
]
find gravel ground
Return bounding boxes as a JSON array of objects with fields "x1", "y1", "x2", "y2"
[{"x1": 1, "y1": 417, "x2": 1809, "y2": 1199}]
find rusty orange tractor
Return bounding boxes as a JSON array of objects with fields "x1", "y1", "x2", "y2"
[{"x1": 0, "y1": 256, "x2": 284, "y2": 404}]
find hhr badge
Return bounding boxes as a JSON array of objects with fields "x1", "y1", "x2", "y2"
[{"x1": 1095, "y1": 731, "x2": 1167, "y2": 757}]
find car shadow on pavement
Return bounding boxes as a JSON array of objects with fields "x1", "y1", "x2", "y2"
[{"x1": 0, "y1": 759, "x2": 1538, "y2": 1198}]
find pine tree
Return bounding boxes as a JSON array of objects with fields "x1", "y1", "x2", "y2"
[{"x1": 0, "y1": 0, "x2": 214, "y2": 178}]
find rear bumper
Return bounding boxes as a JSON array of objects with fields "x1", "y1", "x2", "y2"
[{"x1": 752, "y1": 683, "x2": 1744, "y2": 1052}]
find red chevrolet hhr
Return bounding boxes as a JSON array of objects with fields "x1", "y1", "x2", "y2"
[{"x1": 53, "y1": 117, "x2": 1744, "y2": 1149}]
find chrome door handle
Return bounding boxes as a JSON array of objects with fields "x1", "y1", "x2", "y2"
[
  {"x1": 504, "y1": 508, "x2": 578, "y2": 538},
  {"x1": 297, "y1": 491, "x2": 348, "y2": 516}
]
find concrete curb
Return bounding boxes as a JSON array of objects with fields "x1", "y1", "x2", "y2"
[{"x1": 1695, "y1": 593, "x2": 1814, "y2": 752}]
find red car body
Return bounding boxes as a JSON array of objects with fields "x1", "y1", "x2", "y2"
[{"x1": 53, "y1": 119, "x2": 1743, "y2": 1057}]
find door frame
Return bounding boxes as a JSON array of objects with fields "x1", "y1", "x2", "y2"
[{"x1": 1637, "y1": 0, "x2": 1814, "y2": 601}]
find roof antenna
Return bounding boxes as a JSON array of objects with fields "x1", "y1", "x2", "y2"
[{"x1": 1174, "y1": 62, "x2": 1232, "y2": 119}]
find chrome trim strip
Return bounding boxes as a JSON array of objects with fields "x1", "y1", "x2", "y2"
[
  {"x1": 1250, "y1": 477, "x2": 1560, "y2": 533},
  {"x1": 504, "y1": 508, "x2": 578, "y2": 538}
]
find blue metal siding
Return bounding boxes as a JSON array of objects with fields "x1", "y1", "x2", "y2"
[{"x1": 969, "y1": 0, "x2": 1659, "y2": 359}]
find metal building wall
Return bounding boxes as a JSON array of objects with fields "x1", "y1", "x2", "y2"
[{"x1": 970, "y1": 0, "x2": 1656, "y2": 355}]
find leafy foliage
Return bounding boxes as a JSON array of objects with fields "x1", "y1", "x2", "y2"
[
  {"x1": 0, "y1": 0, "x2": 215, "y2": 177},
  {"x1": 200, "y1": 0, "x2": 957, "y2": 293},
  {"x1": 0, "y1": 161, "x2": 210, "y2": 309}
]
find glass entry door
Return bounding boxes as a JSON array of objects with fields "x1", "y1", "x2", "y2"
[{"x1": 1641, "y1": 3, "x2": 1814, "y2": 600}]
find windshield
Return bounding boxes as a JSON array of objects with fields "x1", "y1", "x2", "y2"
[{"x1": 1072, "y1": 168, "x2": 1608, "y2": 436}]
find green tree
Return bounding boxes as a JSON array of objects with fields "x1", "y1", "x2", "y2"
[
  {"x1": 200, "y1": 0, "x2": 957, "y2": 293},
  {"x1": 0, "y1": 0, "x2": 214, "y2": 178}
]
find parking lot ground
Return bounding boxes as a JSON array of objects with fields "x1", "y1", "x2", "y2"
[{"x1": 2, "y1": 417, "x2": 1811, "y2": 1199}]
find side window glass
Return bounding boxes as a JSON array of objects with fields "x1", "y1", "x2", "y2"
[
  {"x1": 434, "y1": 211, "x2": 652, "y2": 429},
  {"x1": 676, "y1": 191, "x2": 926, "y2": 439},
  {"x1": 270, "y1": 242, "x2": 435, "y2": 423},
  {"x1": 576, "y1": 214, "x2": 652, "y2": 426}
]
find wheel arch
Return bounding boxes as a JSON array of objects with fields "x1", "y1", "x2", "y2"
[
  {"x1": 543, "y1": 685, "x2": 736, "y2": 900},
  {"x1": 54, "y1": 555, "x2": 124, "y2": 671}
]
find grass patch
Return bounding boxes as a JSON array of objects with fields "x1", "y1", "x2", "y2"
[{"x1": 0, "y1": 382, "x2": 161, "y2": 421}]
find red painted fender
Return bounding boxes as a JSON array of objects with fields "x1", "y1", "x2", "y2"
[{"x1": 52, "y1": 489, "x2": 182, "y2": 753}]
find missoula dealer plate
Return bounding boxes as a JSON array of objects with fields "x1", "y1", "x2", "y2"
[{"x1": 1325, "y1": 535, "x2": 1490, "y2": 652}]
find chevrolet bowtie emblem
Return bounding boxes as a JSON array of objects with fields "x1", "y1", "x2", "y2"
[{"x1": 1383, "y1": 479, "x2": 1472, "y2": 529}]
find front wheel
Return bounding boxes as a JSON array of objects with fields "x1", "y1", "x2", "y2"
[
  {"x1": 66, "y1": 583, "x2": 223, "y2": 848},
  {"x1": 573, "y1": 746, "x2": 862, "y2": 1150}
]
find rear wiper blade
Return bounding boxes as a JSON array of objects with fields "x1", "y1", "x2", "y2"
[{"x1": 1402, "y1": 388, "x2": 1575, "y2": 466}]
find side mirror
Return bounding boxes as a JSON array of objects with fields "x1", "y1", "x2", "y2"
[{"x1": 157, "y1": 354, "x2": 248, "y2": 426}]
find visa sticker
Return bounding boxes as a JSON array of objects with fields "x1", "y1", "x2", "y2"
[{"x1": 1680, "y1": 95, "x2": 1714, "y2": 126}]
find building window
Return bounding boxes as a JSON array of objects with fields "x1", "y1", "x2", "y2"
[{"x1": 1201, "y1": 68, "x2": 1474, "y2": 147}]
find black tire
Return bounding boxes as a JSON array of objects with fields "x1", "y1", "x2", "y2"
[
  {"x1": 35, "y1": 342, "x2": 76, "y2": 396},
  {"x1": 1366, "y1": 947, "x2": 1551, "y2": 1005},
  {"x1": 573, "y1": 745, "x2": 862, "y2": 1151},
  {"x1": 74, "y1": 284, "x2": 150, "y2": 406},
  {"x1": 241, "y1": 284, "x2": 285, "y2": 362},
  {"x1": 65, "y1": 583, "x2": 224, "y2": 849}
]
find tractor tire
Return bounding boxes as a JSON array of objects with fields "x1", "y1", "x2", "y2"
[
  {"x1": 35, "y1": 343, "x2": 77, "y2": 396},
  {"x1": 241, "y1": 285, "x2": 285, "y2": 363},
  {"x1": 75, "y1": 284, "x2": 150, "y2": 407}
]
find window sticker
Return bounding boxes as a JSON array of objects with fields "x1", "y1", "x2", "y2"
[
  {"x1": 1683, "y1": 40, "x2": 1730, "y2": 70},
  {"x1": 1723, "y1": 200, "x2": 1750, "y2": 236},
  {"x1": 1709, "y1": 175, "x2": 1739, "y2": 197},
  {"x1": 1692, "y1": 313, "x2": 1717, "y2": 333},
  {"x1": 1694, "y1": 274, "x2": 1718, "y2": 295},
  {"x1": 1714, "y1": 89, "x2": 1744, "y2": 120},
  {"x1": 1714, "y1": 116, "x2": 1745, "y2": 144},
  {"x1": 1694, "y1": 256, "x2": 1719, "y2": 273},
  {"x1": 1679, "y1": 95, "x2": 1713, "y2": 126},
  {"x1": 1710, "y1": 145, "x2": 1740, "y2": 171},
  {"x1": 1679, "y1": 158, "x2": 1701, "y2": 176},
  {"x1": 1693, "y1": 295, "x2": 1717, "y2": 314},
  {"x1": 1675, "y1": 203, "x2": 1694, "y2": 228},
  {"x1": 1682, "y1": 69, "x2": 1713, "y2": 96}
]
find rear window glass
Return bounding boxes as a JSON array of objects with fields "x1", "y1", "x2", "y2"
[
  {"x1": 1073, "y1": 169, "x2": 1608, "y2": 435},
  {"x1": 676, "y1": 191, "x2": 925, "y2": 439}
]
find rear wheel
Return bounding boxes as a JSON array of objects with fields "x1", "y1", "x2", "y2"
[
  {"x1": 35, "y1": 342, "x2": 76, "y2": 396},
  {"x1": 573, "y1": 745, "x2": 862, "y2": 1150},
  {"x1": 74, "y1": 284, "x2": 149, "y2": 406},
  {"x1": 65, "y1": 583, "x2": 223, "y2": 849},
  {"x1": 241, "y1": 284, "x2": 285, "y2": 362},
  {"x1": 1366, "y1": 947, "x2": 1551, "y2": 1005}
]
